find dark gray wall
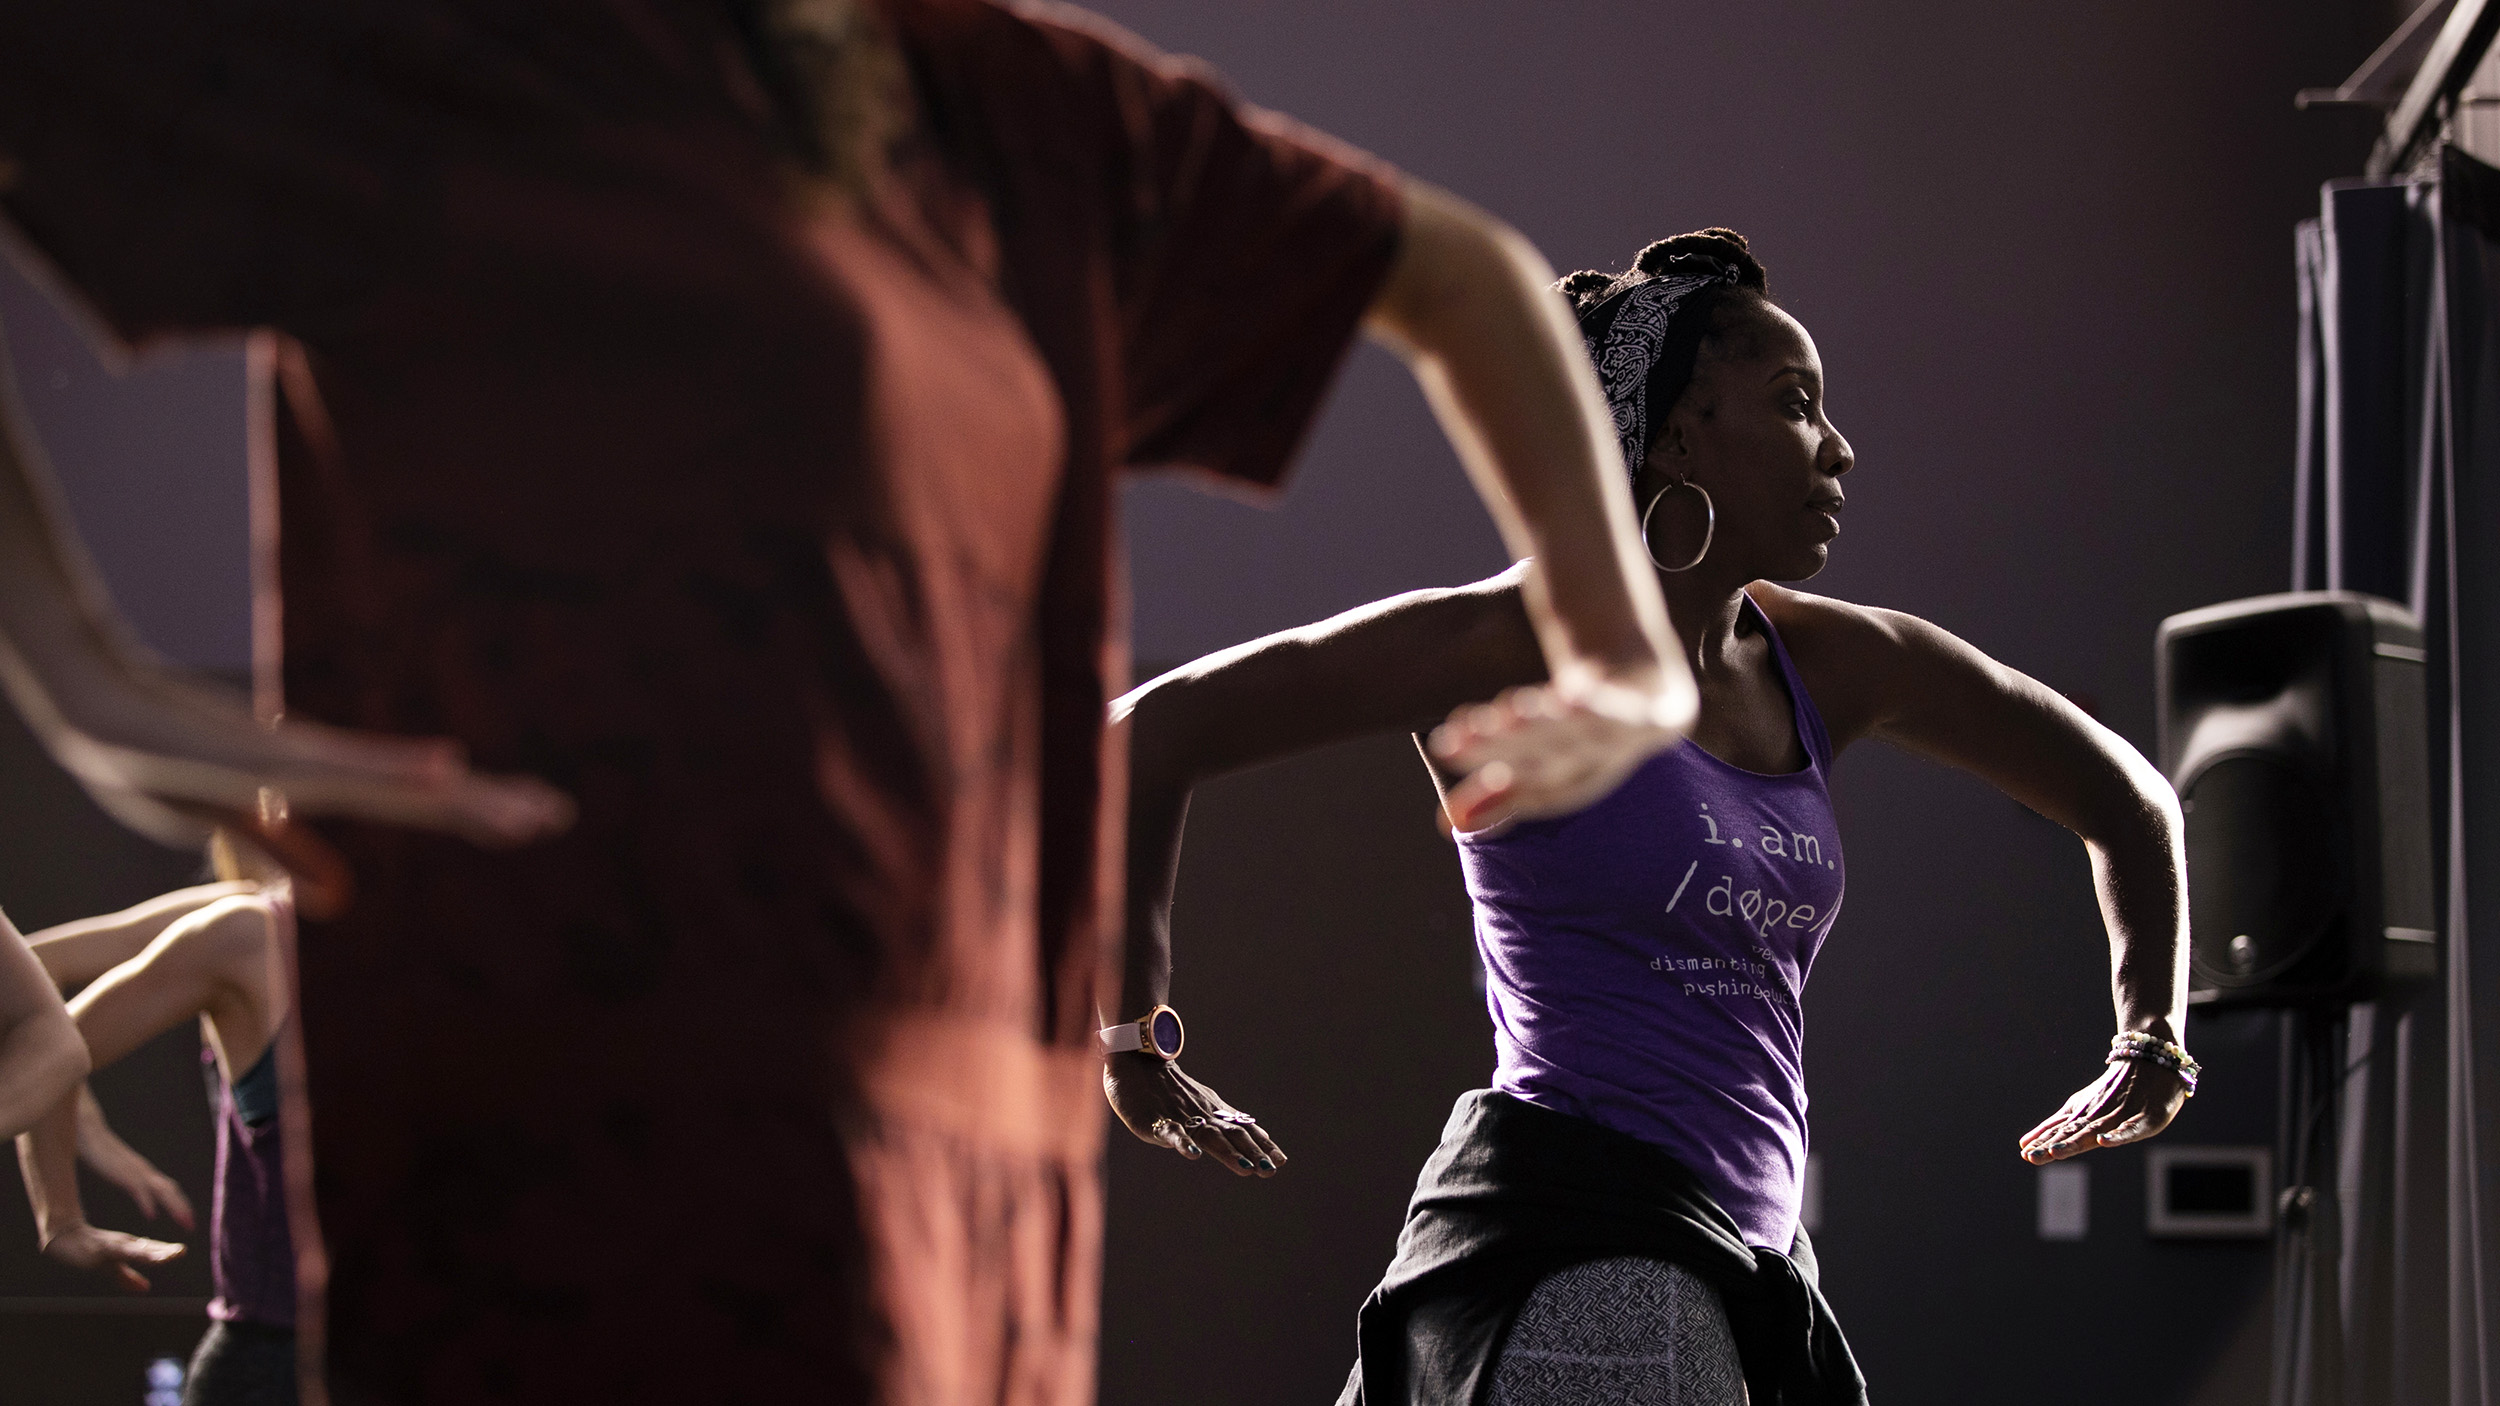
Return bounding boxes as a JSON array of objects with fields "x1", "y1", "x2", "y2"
[{"x1": 1090, "y1": 1, "x2": 2391, "y2": 1402}]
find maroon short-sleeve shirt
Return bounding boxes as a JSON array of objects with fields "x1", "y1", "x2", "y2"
[{"x1": 0, "y1": 2, "x2": 1401, "y2": 1400}]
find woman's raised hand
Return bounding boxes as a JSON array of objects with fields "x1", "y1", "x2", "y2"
[
  {"x1": 1429, "y1": 660, "x2": 1691, "y2": 834},
  {"x1": 2018, "y1": 1059, "x2": 2189, "y2": 1164},
  {"x1": 1103, "y1": 1051, "x2": 1286, "y2": 1179}
]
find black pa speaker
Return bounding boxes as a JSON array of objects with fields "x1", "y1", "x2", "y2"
[{"x1": 2155, "y1": 592, "x2": 2436, "y2": 1007}]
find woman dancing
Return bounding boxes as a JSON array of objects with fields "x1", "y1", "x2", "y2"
[
  {"x1": 18, "y1": 855, "x2": 298, "y2": 1404},
  {"x1": 1104, "y1": 229, "x2": 2195, "y2": 1403}
]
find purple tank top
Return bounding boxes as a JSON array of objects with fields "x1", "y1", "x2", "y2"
[
  {"x1": 205, "y1": 1032, "x2": 295, "y2": 1328},
  {"x1": 1457, "y1": 592, "x2": 1845, "y2": 1249},
  {"x1": 204, "y1": 893, "x2": 297, "y2": 1330}
]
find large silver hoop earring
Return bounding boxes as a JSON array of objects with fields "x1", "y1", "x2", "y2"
[{"x1": 1641, "y1": 476, "x2": 1715, "y2": 573}]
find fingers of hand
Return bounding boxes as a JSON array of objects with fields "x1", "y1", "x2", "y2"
[
  {"x1": 1442, "y1": 766, "x2": 1518, "y2": 835},
  {"x1": 2021, "y1": 1089, "x2": 2099, "y2": 1147},
  {"x1": 1239, "y1": 1116, "x2": 1287, "y2": 1172},
  {"x1": 284, "y1": 771, "x2": 577, "y2": 850},
  {"x1": 2064, "y1": 1100, "x2": 2141, "y2": 1149},
  {"x1": 1428, "y1": 695, "x2": 1521, "y2": 763},
  {"x1": 158, "y1": 1179, "x2": 195, "y2": 1232},
  {"x1": 2021, "y1": 1092, "x2": 2112, "y2": 1162},
  {"x1": 1112, "y1": 1064, "x2": 1280, "y2": 1175},
  {"x1": 1209, "y1": 1111, "x2": 1283, "y2": 1177},
  {"x1": 2020, "y1": 1111, "x2": 2073, "y2": 1148},
  {"x1": 2023, "y1": 1105, "x2": 2107, "y2": 1161},
  {"x1": 1121, "y1": 1100, "x2": 1198, "y2": 1156},
  {"x1": 1175, "y1": 1096, "x2": 1275, "y2": 1176},
  {"x1": 1144, "y1": 1117, "x2": 1198, "y2": 1157},
  {"x1": 1181, "y1": 1117, "x2": 1264, "y2": 1176},
  {"x1": 254, "y1": 718, "x2": 467, "y2": 782},
  {"x1": 133, "y1": 729, "x2": 577, "y2": 850},
  {"x1": 2021, "y1": 1070, "x2": 2141, "y2": 1161},
  {"x1": 109, "y1": 1233, "x2": 184, "y2": 1266},
  {"x1": 442, "y1": 775, "x2": 579, "y2": 848},
  {"x1": 1433, "y1": 694, "x2": 1673, "y2": 825},
  {"x1": 51, "y1": 1227, "x2": 184, "y2": 1278}
]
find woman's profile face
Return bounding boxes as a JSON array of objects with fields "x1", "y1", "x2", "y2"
[{"x1": 1640, "y1": 302, "x2": 1853, "y2": 584}]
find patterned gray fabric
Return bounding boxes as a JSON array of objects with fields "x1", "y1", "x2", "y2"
[
  {"x1": 1489, "y1": 1256, "x2": 1747, "y2": 1406},
  {"x1": 1577, "y1": 264, "x2": 1741, "y2": 483}
]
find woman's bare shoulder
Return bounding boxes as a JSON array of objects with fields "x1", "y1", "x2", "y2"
[
  {"x1": 1749, "y1": 582, "x2": 1928, "y2": 657},
  {"x1": 1747, "y1": 583, "x2": 1952, "y2": 748}
]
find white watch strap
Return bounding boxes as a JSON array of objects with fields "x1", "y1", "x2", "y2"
[{"x1": 1099, "y1": 1020, "x2": 1145, "y2": 1054}]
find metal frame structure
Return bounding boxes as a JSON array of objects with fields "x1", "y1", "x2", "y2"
[{"x1": 2370, "y1": 0, "x2": 2500, "y2": 174}]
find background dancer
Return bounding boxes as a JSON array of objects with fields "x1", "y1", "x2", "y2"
[
  {"x1": 19, "y1": 862, "x2": 295, "y2": 1405},
  {"x1": 1107, "y1": 230, "x2": 2195, "y2": 1403},
  {"x1": 0, "y1": 2, "x2": 1695, "y2": 1398}
]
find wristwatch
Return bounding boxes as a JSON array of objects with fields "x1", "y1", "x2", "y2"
[{"x1": 1100, "y1": 1004, "x2": 1185, "y2": 1061}]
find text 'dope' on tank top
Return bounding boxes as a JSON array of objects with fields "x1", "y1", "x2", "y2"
[{"x1": 1457, "y1": 592, "x2": 1844, "y2": 1249}]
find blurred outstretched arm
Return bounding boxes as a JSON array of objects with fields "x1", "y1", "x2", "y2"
[{"x1": 0, "y1": 313, "x2": 574, "y2": 856}]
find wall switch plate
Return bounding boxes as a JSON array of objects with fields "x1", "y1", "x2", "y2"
[{"x1": 2038, "y1": 1162, "x2": 2089, "y2": 1240}]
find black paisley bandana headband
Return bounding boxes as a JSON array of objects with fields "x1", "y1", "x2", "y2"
[{"x1": 1573, "y1": 252, "x2": 1746, "y2": 483}]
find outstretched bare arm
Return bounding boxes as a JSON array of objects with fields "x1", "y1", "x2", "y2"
[
  {"x1": 1107, "y1": 572, "x2": 1545, "y2": 1173},
  {"x1": 25, "y1": 882, "x2": 258, "y2": 990},
  {"x1": 1760, "y1": 586, "x2": 2191, "y2": 1163},
  {"x1": 0, "y1": 315, "x2": 573, "y2": 856}
]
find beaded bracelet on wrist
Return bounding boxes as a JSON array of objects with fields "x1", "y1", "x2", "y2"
[{"x1": 2106, "y1": 1031, "x2": 2201, "y2": 1096}]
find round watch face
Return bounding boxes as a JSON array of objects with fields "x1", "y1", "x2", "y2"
[{"x1": 1149, "y1": 1007, "x2": 1185, "y2": 1060}]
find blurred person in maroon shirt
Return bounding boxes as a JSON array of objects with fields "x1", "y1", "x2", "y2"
[{"x1": 0, "y1": 2, "x2": 1693, "y2": 1401}]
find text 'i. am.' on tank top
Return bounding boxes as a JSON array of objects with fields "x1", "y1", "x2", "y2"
[{"x1": 1457, "y1": 591, "x2": 1844, "y2": 1249}]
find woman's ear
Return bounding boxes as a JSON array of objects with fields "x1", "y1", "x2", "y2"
[
  {"x1": 1650, "y1": 412, "x2": 1691, "y2": 469},
  {"x1": 1630, "y1": 442, "x2": 1673, "y2": 504}
]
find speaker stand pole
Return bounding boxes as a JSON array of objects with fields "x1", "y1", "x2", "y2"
[{"x1": 2274, "y1": 1005, "x2": 2350, "y2": 1406}]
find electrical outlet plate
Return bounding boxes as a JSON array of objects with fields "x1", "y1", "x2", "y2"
[{"x1": 2038, "y1": 1162, "x2": 2089, "y2": 1241}]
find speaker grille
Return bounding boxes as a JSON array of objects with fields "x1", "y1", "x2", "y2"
[{"x1": 2184, "y1": 752, "x2": 2344, "y2": 988}]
